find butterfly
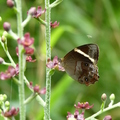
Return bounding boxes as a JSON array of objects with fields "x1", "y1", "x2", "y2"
[{"x1": 59, "y1": 44, "x2": 99, "y2": 86}]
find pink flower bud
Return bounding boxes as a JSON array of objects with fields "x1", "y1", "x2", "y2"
[
  {"x1": 7, "y1": 0, "x2": 14, "y2": 8},
  {"x1": 0, "y1": 57, "x2": 4, "y2": 64},
  {"x1": 28, "y1": 7, "x2": 37, "y2": 16},
  {"x1": 3, "y1": 22, "x2": 11, "y2": 31},
  {"x1": 104, "y1": 115, "x2": 112, "y2": 120}
]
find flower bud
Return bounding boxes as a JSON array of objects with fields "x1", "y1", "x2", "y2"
[
  {"x1": 28, "y1": 7, "x2": 37, "y2": 16},
  {"x1": 3, "y1": 22, "x2": 11, "y2": 31},
  {"x1": 103, "y1": 115, "x2": 112, "y2": 120},
  {"x1": 3, "y1": 94, "x2": 7, "y2": 101},
  {"x1": 5, "y1": 101, "x2": 10, "y2": 107},
  {"x1": 33, "y1": 85, "x2": 40, "y2": 93},
  {"x1": 7, "y1": 0, "x2": 14, "y2": 8},
  {"x1": 101, "y1": 93, "x2": 107, "y2": 101},
  {"x1": 0, "y1": 95, "x2": 4, "y2": 101},
  {"x1": 109, "y1": 94, "x2": 115, "y2": 101},
  {"x1": 2, "y1": 36, "x2": 7, "y2": 43},
  {"x1": 0, "y1": 57, "x2": 4, "y2": 64}
]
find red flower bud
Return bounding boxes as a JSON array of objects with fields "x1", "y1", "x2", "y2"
[
  {"x1": 50, "y1": 21, "x2": 59, "y2": 28},
  {"x1": 33, "y1": 85, "x2": 40, "y2": 93}
]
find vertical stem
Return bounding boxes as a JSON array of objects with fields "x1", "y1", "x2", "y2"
[
  {"x1": 16, "y1": 0, "x2": 26, "y2": 119},
  {"x1": 44, "y1": 0, "x2": 51, "y2": 119}
]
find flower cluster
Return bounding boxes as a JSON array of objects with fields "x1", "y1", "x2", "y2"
[
  {"x1": 29, "y1": 82, "x2": 46, "y2": 94},
  {"x1": 28, "y1": 6, "x2": 46, "y2": 18},
  {"x1": 74, "y1": 102, "x2": 94, "y2": 110},
  {"x1": 0, "y1": 94, "x2": 19, "y2": 118},
  {"x1": 67, "y1": 102, "x2": 94, "y2": 120},
  {"x1": 28, "y1": 6, "x2": 59, "y2": 28},
  {"x1": 2, "y1": 107, "x2": 19, "y2": 118},
  {"x1": 0, "y1": 64, "x2": 19, "y2": 80},
  {"x1": 67, "y1": 110, "x2": 85, "y2": 120},
  {"x1": 16, "y1": 33, "x2": 36, "y2": 62},
  {"x1": 46, "y1": 56, "x2": 65, "y2": 71},
  {"x1": 26, "y1": 56, "x2": 36, "y2": 62}
]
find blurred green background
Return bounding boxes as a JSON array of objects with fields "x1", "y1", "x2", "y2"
[{"x1": 0, "y1": 0, "x2": 120, "y2": 120}]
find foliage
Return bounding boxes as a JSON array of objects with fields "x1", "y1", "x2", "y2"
[{"x1": 0, "y1": 0, "x2": 120, "y2": 120}]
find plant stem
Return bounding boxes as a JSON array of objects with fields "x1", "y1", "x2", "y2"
[
  {"x1": 5, "y1": 48, "x2": 16, "y2": 67},
  {"x1": 24, "y1": 93, "x2": 37, "y2": 105},
  {"x1": 22, "y1": 15, "x2": 31, "y2": 28},
  {"x1": 9, "y1": 29, "x2": 19, "y2": 40},
  {"x1": 44, "y1": 0, "x2": 51, "y2": 119},
  {"x1": 15, "y1": 0, "x2": 26, "y2": 119},
  {"x1": 23, "y1": 76, "x2": 46, "y2": 107},
  {"x1": 85, "y1": 102, "x2": 120, "y2": 120},
  {"x1": 49, "y1": 0, "x2": 63, "y2": 8}
]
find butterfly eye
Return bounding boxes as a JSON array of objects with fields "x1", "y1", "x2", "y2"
[
  {"x1": 84, "y1": 63, "x2": 88, "y2": 66},
  {"x1": 84, "y1": 77, "x2": 89, "y2": 82}
]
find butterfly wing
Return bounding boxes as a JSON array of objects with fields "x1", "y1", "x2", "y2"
[
  {"x1": 76, "y1": 44, "x2": 99, "y2": 64},
  {"x1": 60, "y1": 44, "x2": 99, "y2": 86}
]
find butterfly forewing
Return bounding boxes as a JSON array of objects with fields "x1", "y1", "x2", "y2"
[{"x1": 76, "y1": 44, "x2": 99, "y2": 64}]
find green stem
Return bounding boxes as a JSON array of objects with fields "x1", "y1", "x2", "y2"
[
  {"x1": 49, "y1": 0, "x2": 63, "y2": 8},
  {"x1": 24, "y1": 93, "x2": 37, "y2": 105},
  {"x1": 15, "y1": 0, "x2": 26, "y2": 119},
  {"x1": 34, "y1": 17, "x2": 47, "y2": 26},
  {"x1": 24, "y1": 76, "x2": 46, "y2": 107},
  {"x1": 2, "y1": 62, "x2": 13, "y2": 66},
  {"x1": 85, "y1": 102, "x2": 120, "y2": 120},
  {"x1": 0, "y1": 39, "x2": 16, "y2": 67},
  {"x1": 12, "y1": 77, "x2": 21, "y2": 85},
  {"x1": 9, "y1": 29, "x2": 19, "y2": 40},
  {"x1": 36, "y1": 95, "x2": 46, "y2": 107},
  {"x1": 5, "y1": 49, "x2": 16, "y2": 67},
  {"x1": 38, "y1": 17, "x2": 47, "y2": 26},
  {"x1": 44, "y1": 0, "x2": 51, "y2": 119},
  {"x1": 24, "y1": 92, "x2": 46, "y2": 107},
  {"x1": 22, "y1": 15, "x2": 32, "y2": 28}
]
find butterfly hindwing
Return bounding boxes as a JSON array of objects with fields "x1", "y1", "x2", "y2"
[{"x1": 60, "y1": 44, "x2": 99, "y2": 86}]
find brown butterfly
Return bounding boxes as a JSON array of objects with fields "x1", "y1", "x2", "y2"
[{"x1": 59, "y1": 44, "x2": 99, "y2": 86}]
